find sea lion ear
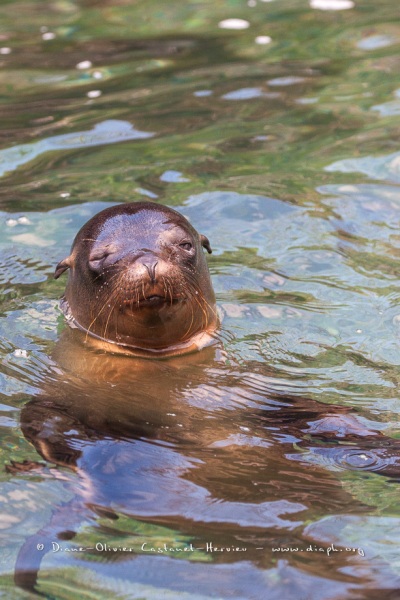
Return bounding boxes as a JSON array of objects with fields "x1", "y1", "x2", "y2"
[
  {"x1": 200, "y1": 234, "x2": 212, "y2": 254},
  {"x1": 54, "y1": 257, "x2": 71, "y2": 279}
]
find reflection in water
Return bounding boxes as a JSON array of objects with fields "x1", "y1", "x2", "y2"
[{"x1": 13, "y1": 327, "x2": 400, "y2": 595}]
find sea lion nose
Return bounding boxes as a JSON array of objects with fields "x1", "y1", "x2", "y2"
[{"x1": 141, "y1": 257, "x2": 158, "y2": 284}]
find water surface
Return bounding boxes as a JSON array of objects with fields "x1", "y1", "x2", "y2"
[{"x1": 1, "y1": 0, "x2": 400, "y2": 598}]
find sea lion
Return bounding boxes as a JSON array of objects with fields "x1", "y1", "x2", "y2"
[{"x1": 54, "y1": 201, "x2": 218, "y2": 357}]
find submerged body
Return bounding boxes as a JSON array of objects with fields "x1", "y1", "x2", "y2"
[
  {"x1": 54, "y1": 202, "x2": 218, "y2": 356},
  {"x1": 14, "y1": 332, "x2": 400, "y2": 594}
]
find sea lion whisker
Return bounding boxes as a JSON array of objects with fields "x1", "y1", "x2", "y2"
[
  {"x1": 85, "y1": 301, "x2": 112, "y2": 343},
  {"x1": 190, "y1": 282, "x2": 218, "y2": 331},
  {"x1": 162, "y1": 275, "x2": 174, "y2": 305},
  {"x1": 185, "y1": 280, "x2": 209, "y2": 317},
  {"x1": 190, "y1": 292, "x2": 209, "y2": 332},
  {"x1": 182, "y1": 296, "x2": 196, "y2": 340},
  {"x1": 85, "y1": 285, "x2": 122, "y2": 342},
  {"x1": 101, "y1": 288, "x2": 122, "y2": 338},
  {"x1": 91, "y1": 266, "x2": 121, "y2": 286},
  {"x1": 189, "y1": 280, "x2": 218, "y2": 321},
  {"x1": 160, "y1": 275, "x2": 168, "y2": 303},
  {"x1": 102, "y1": 293, "x2": 122, "y2": 341}
]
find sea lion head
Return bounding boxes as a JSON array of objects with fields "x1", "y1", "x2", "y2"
[{"x1": 54, "y1": 202, "x2": 217, "y2": 356}]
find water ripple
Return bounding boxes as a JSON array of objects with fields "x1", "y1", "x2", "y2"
[{"x1": 0, "y1": 120, "x2": 154, "y2": 178}]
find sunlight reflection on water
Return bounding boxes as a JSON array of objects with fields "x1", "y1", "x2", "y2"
[{"x1": 0, "y1": 120, "x2": 154, "y2": 178}]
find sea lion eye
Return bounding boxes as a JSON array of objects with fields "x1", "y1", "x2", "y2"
[
  {"x1": 88, "y1": 247, "x2": 114, "y2": 271},
  {"x1": 88, "y1": 255, "x2": 106, "y2": 271},
  {"x1": 89, "y1": 258, "x2": 104, "y2": 271},
  {"x1": 179, "y1": 242, "x2": 193, "y2": 251}
]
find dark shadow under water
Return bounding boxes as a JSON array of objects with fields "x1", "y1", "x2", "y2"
[{"x1": 12, "y1": 328, "x2": 400, "y2": 597}]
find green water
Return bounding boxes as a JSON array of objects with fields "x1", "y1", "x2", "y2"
[{"x1": 1, "y1": 0, "x2": 400, "y2": 598}]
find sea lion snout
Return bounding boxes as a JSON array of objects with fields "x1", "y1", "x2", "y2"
[
  {"x1": 120, "y1": 256, "x2": 181, "y2": 306},
  {"x1": 141, "y1": 257, "x2": 158, "y2": 284},
  {"x1": 124, "y1": 253, "x2": 161, "y2": 286}
]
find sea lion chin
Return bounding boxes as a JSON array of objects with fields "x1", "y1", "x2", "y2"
[{"x1": 54, "y1": 201, "x2": 218, "y2": 357}]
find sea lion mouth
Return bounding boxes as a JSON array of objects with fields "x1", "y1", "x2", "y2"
[
  {"x1": 122, "y1": 294, "x2": 181, "y2": 308},
  {"x1": 140, "y1": 295, "x2": 169, "y2": 307}
]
